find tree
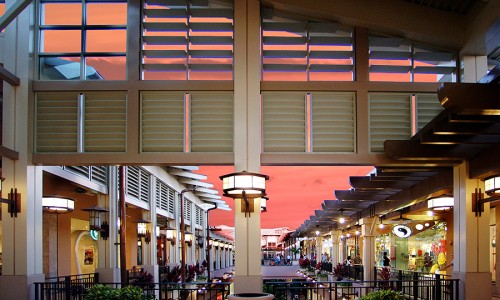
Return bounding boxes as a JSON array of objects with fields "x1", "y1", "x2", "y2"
[{"x1": 290, "y1": 246, "x2": 300, "y2": 260}]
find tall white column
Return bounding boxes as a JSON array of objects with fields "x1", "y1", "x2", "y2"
[
  {"x1": 331, "y1": 231, "x2": 340, "y2": 266},
  {"x1": 0, "y1": 2, "x2": 45, "y2": 299},
  {"x1": 142, "y1": 177, "x2": 158, "y2": 283},
  {"x1": 453, "y1": 162, "x2": 491, "y2": 300},
  {"x1": 96, "y1": 167, "x2": 121, "y2": 282},
  {"x1": 360, "y1": 218, "x2": 376, "y2": 281},
  {"x1": 233, "y1": 0, "x2": 263, "y2": 293},
  {"x1": 316, "y1": 236, "x2": 323, "y2": 264}
]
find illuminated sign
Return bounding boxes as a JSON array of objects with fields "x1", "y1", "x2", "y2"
[
  {"x1": 392, "y1": 225, "x2": 411, "y2": 238},
  {"x1": 90, "y1": 230, "x2": 99, "y2": 241}
]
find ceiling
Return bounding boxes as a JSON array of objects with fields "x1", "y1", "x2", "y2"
[{"x1": 294, "y1": 65, "x2": 500, "y2": 237}]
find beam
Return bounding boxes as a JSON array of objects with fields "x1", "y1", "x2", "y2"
[
  {"x1": 432, "y1": 122, "x2": 500, "y2": 135},
  {"x1": 0, "y1": 145, "x2": 19, "y2": 160},
  {"x1": 0, "y1": 0, "x2": 33, "y2": 32},
  {"x1": 0, "y1": 66, "x2": 20, "y2": 86},
  {"x1": 438, "y1": 82, "x2": 500, "y2": 114},
  {"x1": 349, "y1": 176, "x2": 419, "y2": 190},
  {"x1": 384, "y1": 139, "x2": 485, "y2": 160},
  {"x1": 469, "y1": 143, "x2": 500, "y2": 179},
  {"x1": 420, "y1": 132, "x2": 500, "y2": 145},
  {"x1": 334, "y1": 190, "x2": 392, "y2": 201}
]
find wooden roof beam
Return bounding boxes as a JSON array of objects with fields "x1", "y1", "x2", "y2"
[
  {"x1": 438, "y1": 82, "x2": 500, "y2": 114},
  {"x1": 349, "y1": 176, "x2": 420, "y2": 190},
  {"x1": 384, "y1": 139, "x2": 484, "y2": 160}
]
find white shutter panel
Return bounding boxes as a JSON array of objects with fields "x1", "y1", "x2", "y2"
[
  {"x1": 262, "y1": 92, "x2": 306, "y2": 152},
  {"x1": 369, "y1": 93, "x2": 411, "y2": 152},
  {"x1": 190, "y1": 92, "x2": 233, "y2": 152},
  {"x1": 312, "y1": 92, "x2": 355, "y2": 152},
  {"x1": 141, "y1": 92, "x2": 185, "y2": 152},
  {"x1": 84, "y1": 92, "x2": 127, "y2": 152},
  {"x1": 35, "y1": 92, "x2": 79, "y2": 153},
  {"x1": 416, "y1": 93, "x2": 442, "y2": 132}
]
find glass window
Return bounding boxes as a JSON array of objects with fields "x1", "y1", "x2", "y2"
[{"x1": 38, "y1": 0, "x2": 127, "y2": 80}]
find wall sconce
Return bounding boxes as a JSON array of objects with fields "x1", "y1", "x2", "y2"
[
  {"x1": 185, "y1": 231, "x2": 193, "y2": 246},
  {"x1": 220, "y1": 171, "x2": 269, "y2": 217},
  {"x1": 42, "y1": 195, "x2": 74, "y2": 214},
  {"x1": 485, "y1": 176, "x2": 500, "y2": 195},
  {"x1": 81, "y1": 205, "x2": 109, "y2": 240},
  {"x1": 213, "y1": 240, "x2": 220, "y2": 248},
  {"x1": 0, "y1": 179, "x2": 21, "y2": 217},
  {"x1": 135, "y1": 219, "x2": 151, "y2": 243},
  {"x1": 165, "y1": 226, "x2": 176, "y2": 245},
  {"x1": 427, "y1": 196, "x2": 454, "y2": 211},
  {"x1": 197, "y1": 235, "x2": 205, "y2": 248},
  {"x1": 261, "y1": 196, "x2": 269, "y2": 213},
  {"x1": 156, "y1": 226, "x2": 161, "y2": 238}
]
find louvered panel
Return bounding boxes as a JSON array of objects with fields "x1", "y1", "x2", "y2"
[
  {"x1": 309, "y1": 65, "x2": 353, "y2": 72},
  {"x1": 190, "y1": 23, "x2": 233, "y2": 32},
  {"x1": 144, "y1": 50, "x2": 187, "y2": 58},
  {"x1": 263, "y1": 92, "x2": 306, "y2": 152},
  {"x1": 148, "y1": 0, "x2": 188, "y2": 6},
  {"x1": 416, "y1": 93, "x2": 442, "y2": 131},
  {"x1": 188, "y1": 64, "x2": 232, "y2": 71},
  {"x1": 190, "y1": 36, "x2": 233, "y2": 45},
  {"x1": 35, "y1": 92, "x2": 79, "y2": 153},
  {"x1": 155, "y1": 181, "x2": 167, "y2": 209},
  {"x1": 186, "y1": 199, "x2": 192, "y2": 222},
  {"x1": 414, "y1": 52, "x2": 456, "y2": 61},
  {"x1": 369, "y1": 94, "x2": 411, "y2": 152},
  {"x1": 190, "y1": 92, "x2": 233, "y2": 152},
  {"x1": 312, "y1": 93, "x2": 355, "y2": 153},
  {"x1": 126, "y1": 166, "x2": 140, "y2": 199},
  {"x1": 90, "y1": 166, "x2": 108, "y2": 186},
  {"x1": 196, "y1": 206, "x2": 203, "y2": 226},
  {"x1": 168, "y1": 186, "x2": 175, "y2": 214},
  {"x1": 263, "y1": 64, "x2": 307, "y2": 71},
  {"x1": 143, "y1": 22, "x2": 187, "y2": 31},
  {"x1": 66, "y1": 166, "x2": 91, "y2": 179},
  {"x1": 141, "y1": 92, "x2": 185, "y2": 152},
  {"x1": 190, "y1": 50, "x2": 232, "y2": 58},
  {"x1": 309, "y1": 51, "x2": 352, "y2": 59},
  {"x1": 263, "y1": 50, "x2": 307, "y2": 58},
  {"x1": 262, "y1": 22, "x2": 306, "y2": 33},
  {"x1": 309, "y1": 36, "x2": 352, "y2": 46},
  {"x1": 139, "y1": 168, "x2": 150, "y2": 203},
  {"x1": 369, "y1": 51, "x2": 411, "y2": 60},
  {"x1": 262, "y1": 36, "x2": 307, "y2": 45},
  {"x1": 369, "y1": 37, "x2": 405, "y2": 47},
  {"x1": 414, "y1": 66, "x2": 456, "y2": 74},
  {"x1": 190, "y1": 8, "x2": 233, "y2": 18},
  {"x1": 84, "y1": 92, "x2": 127, "y2": 152},
  {"x1": 143, "y1": 36, "x2": 188, "y2": 46},
  {"x1": 144, "y1": 8, "x2": 188, "y2": 18},
  {"x1": 369, "y1": 65, "x2": 412, "y2": 73},
  {"x1": 143, "y1": 64, "x2": 187, "y2": 71}
]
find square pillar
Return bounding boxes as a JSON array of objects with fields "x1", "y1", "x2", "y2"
[{"x1": 360, "y1": 218, "x2": 376, "y2": 282}]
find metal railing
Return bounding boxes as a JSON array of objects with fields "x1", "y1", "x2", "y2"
[
  {"x1": 35, "y1": 280, "x2": 232, "y2": 300},
  {"x1": 264, "y1": 277, "x2": 459, "y2": 300},
  {"x1": 36, "y1": 273, "x2": 98, "y2": 300}
]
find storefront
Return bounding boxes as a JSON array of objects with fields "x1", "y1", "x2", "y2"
[{"x1": 375, "y1": 221, "x2": 451, "y2": 274}]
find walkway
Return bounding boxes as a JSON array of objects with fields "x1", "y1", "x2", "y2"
[{"x1": 211, "y1": 264, "x2": 302, "y2": 280}]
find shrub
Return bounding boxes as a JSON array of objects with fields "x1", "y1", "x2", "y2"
[
  {"x1": 332, "y1": 263, "x2": 345, "y2": 280},
  {"x1": 358, "y1": 289, "x2": 403, "y2": 300},
  {"x1": 299, "y1": 257, "x2": 311, "y2": 268},
  {"x1": 84, "y1": 284, "x2": 155, "y2": 300}
]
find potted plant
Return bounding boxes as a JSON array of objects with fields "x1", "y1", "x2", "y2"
[
  {"x1": 378, "y1": 267, "x2": 393, "y2": 290},
  {"x1": 332, "y1": 263, "x2": 345, "y2": 281},
  {"x1": 316, "y1": 272, "x2": 328, "y2": 282},
  {"x1": 84, "y1": 284, "x2": 155, "y2": 300}
]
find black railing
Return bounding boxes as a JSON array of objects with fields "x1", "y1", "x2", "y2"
[
  {"x1": 35, "y1": 273, "x2": 98, "y2": 300},
  {"x1": 264, "y1": 277, "x2": 459, "y2": 300},
  {"x1": 34, "y1": 281, "x2": 232, "y2": 300}
]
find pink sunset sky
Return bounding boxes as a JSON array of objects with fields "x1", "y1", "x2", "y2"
[{"x1": 199, "y1": 166, "x2": 374, "y2": 230}]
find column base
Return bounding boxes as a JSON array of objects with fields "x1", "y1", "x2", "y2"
[
  {"x1": 453, "y1": 271, "x2": 491, "y2": 300},
  {"x1": 0, "y1": 274, "x2": 45, "y2": 300},
  {"x1": 96, "y1": 267, "x2": 121, "y2": 283},
  {"x1": 234, "y1": 275, "x2": 263, "y2": 293}
]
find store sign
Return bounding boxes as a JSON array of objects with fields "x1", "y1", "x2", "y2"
[
  {"x1": 90, "y1": 229, "x2": 99, "y2": 241},
  {"x1": 392, "y1": 225, "x2": 412, "y2": 238}
]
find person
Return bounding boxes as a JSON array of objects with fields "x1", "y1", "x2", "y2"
[
  {"x1": 423, "y1": 252, "x2": 432, "y2": 272},
  {"x1": 383, "y1": 252, "x2": 390, "y2": 267},
  {"x1": 345, "y1": 256, "x2": 352, "y2": 266},
  {"x1": 321, "y1": 252, "x2": 327, "y2": 262}
]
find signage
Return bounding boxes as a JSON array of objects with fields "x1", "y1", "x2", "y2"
[{"x1": 392, "y1": 225, "x2": 412, "y2": 238}]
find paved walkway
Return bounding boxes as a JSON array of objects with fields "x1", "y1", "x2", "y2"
[{"x1": 211, "y1": 264, "x2": 302, "y2": 279}]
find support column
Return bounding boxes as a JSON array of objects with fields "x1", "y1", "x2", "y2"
[
  {"x1": 331, "y1": 231, "x2": 340, "y2": 266},
  {"x1": 233, "y1": 0, "x2": 262, "y2": 293},
  {"x1": 453, "y1": 162, "x2": 491, "y2": 300},
  {"x1": 96, "y1": 167, "x2": 121, "y2": 282},
  {"x1": 360, "y1": 218, "x2": 376, "y2": 282},
  {"x1": 316, "y1": 236, "x2": 323, "y2": 264},
  {"x1": 0, "y1": 2, "x2": 45, "y2": 299},
  {"x1": 142, "y1": 179, "x2": 158, "y2": 284}
]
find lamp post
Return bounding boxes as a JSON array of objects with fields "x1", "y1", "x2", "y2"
[
  {"x1": 180, "y1": 187, "x2": 196, "y2": 283},
  {"x1": 205, "y1": 204, "x2": 217, "y2": 280}
]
